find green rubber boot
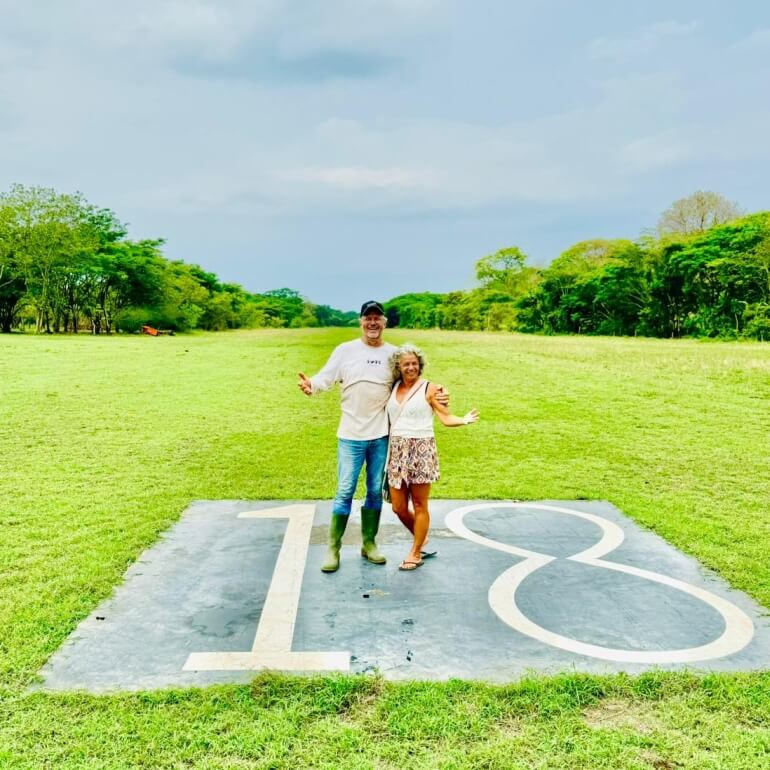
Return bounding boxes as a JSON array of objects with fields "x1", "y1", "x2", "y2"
[
  {"x1": 321, "y1": 513, "x2": 349, "y2": 573},
  {"x1": 360, "y1": 507, "x2": 387, "y2": 565}
]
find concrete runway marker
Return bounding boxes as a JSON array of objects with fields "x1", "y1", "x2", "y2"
[{"x1": 37, "y1": 500, "x2": 770, "y2": 691}]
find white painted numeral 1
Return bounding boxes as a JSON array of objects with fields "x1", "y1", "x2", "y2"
[{"x1": 184, "y1": 504, "x2": 350, "y2": 672}]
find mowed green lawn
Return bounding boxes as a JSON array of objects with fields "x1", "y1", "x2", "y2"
[{"x1": 0, "y1": 329, "x2": 769, "y2": 769}]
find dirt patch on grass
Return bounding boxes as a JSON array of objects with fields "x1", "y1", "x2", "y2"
[
  {"x1": 639, "y1": 749, "x2": 684, "y2": 769},
  {"x1": 493, "y1": 716, "x2": 523, "y2": 737},
  {"x1": 583, "y1": 698, "x2": 662, "y2": 734}
]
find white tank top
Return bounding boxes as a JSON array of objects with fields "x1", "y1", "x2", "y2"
[{"x1": 387, "y1": 380, "x2": 434, "y2": 438}]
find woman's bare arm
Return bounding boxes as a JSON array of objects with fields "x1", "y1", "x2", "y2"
[{"x1": 426, "y1": 383, "x2": 479, "y2": 427}]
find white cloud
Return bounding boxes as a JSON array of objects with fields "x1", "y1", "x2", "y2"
[
  {"x1": 618, "y1": 133, "x2": 692, "y2": 172},
  {"x1": 131, "y1": 1, "x2": 274, "y2": 59},
  {"x1": 274, "y1": 0, "x2": 440, "y2": 56},
  {"x1": 280, "y1": 165, "x2": 441, "y2": 190},
  {"x1": 730, "y1": 27, "x2": 770, "y2": 51},
  {"x1": 589, "y1": 20, "x2": 700, "y2": 60},
  {"x1": 0, "y1": 0, "x2": 440, "y2": 73}
]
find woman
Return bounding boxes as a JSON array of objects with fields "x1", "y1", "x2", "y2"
[{"x1": 386, "y1": 343, "x2": 479, "y2": 571}]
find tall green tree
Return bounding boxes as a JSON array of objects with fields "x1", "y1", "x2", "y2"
[
  {"x1": 661, "y1": 213, "x2": 770, "y2": 336},
  {"x1": 520, "y1": 239, "x2": 647, "y2": 335},
  {"x1": 0, "y1": 185, "x2": 107, "y2": 332},
  {"x1": 0, "y1": 202, "x2": 25, "y2": 332},
  {"x1": 97, "y1": 240, "x2": 167, "y2": 333},
  {"x1": 0, "y1": 272, "x2": 25, "y2": 333},
  {"x1": 385, "y1": 293, "x2": 445, "y2": 328},
  {"x1": 475, "y1": 246, "x2": 540, "y2": 298}
]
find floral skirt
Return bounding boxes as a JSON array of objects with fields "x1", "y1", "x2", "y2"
[{"x1": 387, "y1": 436, "x2": 440, "y2": 489}]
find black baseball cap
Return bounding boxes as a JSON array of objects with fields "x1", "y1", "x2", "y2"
[{"x1": 360, "y1": 300, "x2": 385, "y2": 316}]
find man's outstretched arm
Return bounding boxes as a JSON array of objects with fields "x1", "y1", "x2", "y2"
[
  {"x1": 297, "y1": 346, "x2": 343, "y2": 397},
  {"x1": 297, "y1": 372, "x2": 313, "y2": 396}
]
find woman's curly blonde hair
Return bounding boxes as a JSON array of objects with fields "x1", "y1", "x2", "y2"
[{"x1": 390, "y1": 343, "x2": 428, "y2": 381}]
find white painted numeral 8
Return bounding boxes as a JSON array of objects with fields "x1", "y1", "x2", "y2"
[{"x1": 445, "y1": 503, "x2": 754, "y2": 664}]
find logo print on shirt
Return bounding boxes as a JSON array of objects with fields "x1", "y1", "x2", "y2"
[{"x1": 367, "y1": 359, "x2": 382, "y2": 365}]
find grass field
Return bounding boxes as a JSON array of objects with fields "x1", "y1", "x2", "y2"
[{"x1": 1, "y1": 329, "x2": 769, "y2": 768}]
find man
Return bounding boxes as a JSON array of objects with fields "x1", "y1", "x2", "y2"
[
  {"x1": 298, "y1": 301, "x2": 395, "y2": 572},
  {"x1": 298, "y1": 300, "x2": 447, "y2": 573}
]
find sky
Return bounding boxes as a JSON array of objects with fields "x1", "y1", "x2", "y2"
[{"x1": 1, "y1": 1, "x2": 769, "y2": 311}]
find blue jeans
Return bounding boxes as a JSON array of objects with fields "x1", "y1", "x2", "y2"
[{"x1": 332, "y1": 436, "x2": 389, "y2": 516}]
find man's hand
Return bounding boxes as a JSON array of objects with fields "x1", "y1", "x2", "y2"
[
  {"x1": 434, "y1": 384, "x2": 450, "y2": 407},
  {"x1": 298, "y1": 372, "x2": 313, "y2": 396}
]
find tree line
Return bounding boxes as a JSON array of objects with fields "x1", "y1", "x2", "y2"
[
  {"x1": 385, "y1": 193, "x2": 770, "y2": 340},
  {"x1": 0, "y1": 185, "x2": 356, "y2": 333},
  {"x1": 2, "y1": 185, "x2": 768, "y2": 339}
]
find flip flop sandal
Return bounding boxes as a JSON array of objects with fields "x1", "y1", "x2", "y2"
[
  {"x1": 420, "y1": 550, "x2": 438, "y2": 559},
  {"x1": 399, "y1": 559, "x2": 424, "y2": 571}
]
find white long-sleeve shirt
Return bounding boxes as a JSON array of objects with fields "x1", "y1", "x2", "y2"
[{"x1": 310, "y1": 339, "x2": 397, "y2": 440}]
